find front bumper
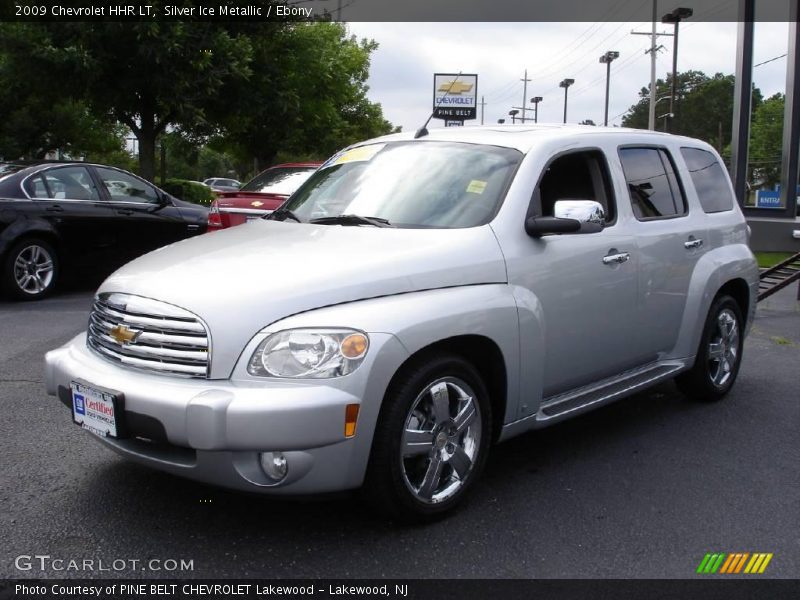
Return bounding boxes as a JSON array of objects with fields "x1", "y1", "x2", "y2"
[{"x1": 45, "y1": 332, "x2": 406, "y2": 494}]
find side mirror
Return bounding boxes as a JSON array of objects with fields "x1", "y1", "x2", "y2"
[
  {"x1": 525, "y1": 200, "x2": 605, "y2": 238},
  {"x1": 156, "y1": 192, "x2": 173, "y2": 208},
  {"x1": 553, "y1": 199, "x2": 606, "y2": 225}
]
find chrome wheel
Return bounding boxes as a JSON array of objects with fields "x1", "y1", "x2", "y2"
[
  {"x1": 400, "y1": 376, "x2": 482, "y2": 504},
  {"x1": 707, "y1": 308, "x2": 739, "y2": 387},
  {"x1": 13, "y1": 243, "x2": 55, "y2": 295}
]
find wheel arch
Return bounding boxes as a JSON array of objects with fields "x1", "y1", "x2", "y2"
[
  {"x1": 383, "y1": 334, "x2": 508, "y2": 444},
  {"x1": 672, "y1": 243, "x2": 758, "y2": 361},
  {"x1": 0, "y1": 219, "x2": 61, "y2": 259},
  {"x1": 716, "y1": 277, "x2": 751, "y2": 326}
]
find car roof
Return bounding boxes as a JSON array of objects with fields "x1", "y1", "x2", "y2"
[
  {"x1": 359, "y1": 123, "x2": 713, "y2": 154},
  {"x1": 0, "y1": 160, "x2": 109, "y2": 178},
  {"x1": 268, "y1": 162, "x2": 322, "y2": 169}
]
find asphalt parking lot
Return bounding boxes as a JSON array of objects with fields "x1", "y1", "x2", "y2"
[{"x1": 0, "y1": 283, "x2": 798, "y2": 579}]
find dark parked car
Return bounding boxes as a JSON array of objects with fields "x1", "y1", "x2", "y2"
[{"x1": 0, "y1": 161, "x2": 208, "y2": 300}]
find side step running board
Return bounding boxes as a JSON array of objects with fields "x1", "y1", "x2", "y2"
[{"x1": 538, "y1": 362, "x2": 685, "y2": 421}]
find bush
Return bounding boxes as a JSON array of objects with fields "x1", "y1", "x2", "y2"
[{"x1": 161, "y1": 178, "x2": 215, "y2": 205}]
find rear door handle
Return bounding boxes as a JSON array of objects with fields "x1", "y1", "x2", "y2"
[
  {"x1": 46, "y1": 205, "x2": 64, "y2": 213},
  {"x1": 684, "y1": 238, "x2": 703, "y2": 249},
  {"x1": 603, "y1": 252, "x2": 630, "y2": 265},
  {"x1": 117, "y1": 208, "x2": 134, "y2": 216}
]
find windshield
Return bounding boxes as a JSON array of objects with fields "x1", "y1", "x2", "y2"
[
  {"x1": 282, "y1": 142, "x2": 521, "y2": 228},
  {"x1": 241, "y1": 166, "x2": 316, "y2": 194}
]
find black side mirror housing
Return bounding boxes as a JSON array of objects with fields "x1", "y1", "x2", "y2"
[{"x1": 525, "y1": 216, "x2": 582, "y2": 237}]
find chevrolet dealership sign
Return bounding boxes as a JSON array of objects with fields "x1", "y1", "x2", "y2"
[{"x1": 433, "y1": 73, "x2": 478, "y2": 121}]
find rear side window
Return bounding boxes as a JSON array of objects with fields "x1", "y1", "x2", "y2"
[
  {"x1": 618, "y1": 147, "x2": 686, "y2": 220},
  {"x1": 25, "y1": 166, "x2": 101, "y2": 201},
  {"x1": 680, "y1": 147, "x2": 734, "y2": 213}
]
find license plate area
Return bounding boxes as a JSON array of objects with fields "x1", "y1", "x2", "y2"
[{"x1": 71, "y1": 380, "x2": 125, "y2": 438}]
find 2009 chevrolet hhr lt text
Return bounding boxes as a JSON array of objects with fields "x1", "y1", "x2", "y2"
[{"x1": 45, "y1": 125, "x2": 759, "y2": 520}]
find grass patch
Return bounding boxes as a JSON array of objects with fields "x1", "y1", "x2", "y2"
[
  {"x1": 754, "y1": 252, "x2": 796, "y2": 269},
  {"x1": 770, "y1": 336, "x2": 794, "y2": 346}
]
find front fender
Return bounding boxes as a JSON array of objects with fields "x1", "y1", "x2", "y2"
[
  {"x1": 672, "y1": 243, "x2": 758, "y2": 361},
  {"x1": 262, "y1": 283, "x2": 526, "y2": 420},
  {"x1": 233, "y1": 284, "x2": 531, "y2": 487}
]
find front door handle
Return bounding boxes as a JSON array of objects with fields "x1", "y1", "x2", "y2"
[
  {"x1": 46, "y1": 205, "x2": 64, "y2": 213},
  {"x1": 602, "y1": 252, "x2": 630, "y2": 265},
  {"x1": 684, "y1": 237, "x2": 704, "y2": 249},
  {"x1": 117, "y1": 208, "x2": 134, "y2": 216}
]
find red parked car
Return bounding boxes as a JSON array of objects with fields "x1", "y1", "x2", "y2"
[{"x1": 208, "y1": 162, "x2": 320, "y2": 229}]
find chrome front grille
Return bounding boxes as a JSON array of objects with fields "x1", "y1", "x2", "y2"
[{"x1": 87, "y1": 293, "x2": 210, "y2": 378}]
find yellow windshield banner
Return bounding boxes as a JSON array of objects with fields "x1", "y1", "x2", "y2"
[{"x1": 332, "y1": 144, "x2": 386, "y2": 166}]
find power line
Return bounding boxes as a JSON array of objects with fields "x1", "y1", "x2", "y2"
[{"x1": 754, "y1": 53, "x2": 788, "y2": 68}]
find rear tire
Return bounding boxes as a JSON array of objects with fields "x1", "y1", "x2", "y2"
[
  {"x1": 2, "y1": 238, "x2": 59, "y2": 300},
  {"x1": 676, "y1": 294, "x2": 744, "y2": 402},
  {"x1": 363, "y1": 354, "x2": 492, "y2": 522}
]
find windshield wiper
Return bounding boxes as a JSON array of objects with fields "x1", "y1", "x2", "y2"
[
  {"x1": 267, "y1": 208, "x2": 302, "y2": 222},
  {"x1": 309, "y1": 214, "x2": 393, "y2": 228}
]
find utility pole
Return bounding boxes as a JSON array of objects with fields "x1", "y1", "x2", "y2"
[
  {"x1": 632, "y1": 0, "x2": 672, "y2": 130},
  {"x1": 520, "y1": 69, "x2": 531, "y2": 123},
  {"x1": 479, "y1": 95, "x2": 486, "y2": 125}
]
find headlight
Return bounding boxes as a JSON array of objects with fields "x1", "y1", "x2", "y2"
[{"x1": 247, "y1": 328, "x2": 369, "y2": 378}]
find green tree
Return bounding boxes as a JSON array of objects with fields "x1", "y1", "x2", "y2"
[
  {"x1": 218, "y1": 22, "x2": 395, "y2": 169},
  {"x1": 621, "y1": 71, "x2": 762, "y2": 153},
  {"x1": 159, "y1": 132, "x2": 239, "y2": 182},
  {"x1": 748, "y1": 93, "x2": 784, "y2": 187},
  {"x1": 0, "y1": 25, "x2": 123, "y2": 160},
  {"x1": 0, "y1": 17, "x2": 254, "y2": 180},
  {"x1": 0, "y1": 19, "x2": 395, "y2": 179}
]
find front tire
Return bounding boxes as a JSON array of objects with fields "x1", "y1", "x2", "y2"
[
  {"x1": 364, "y1": 354, "x2": 492, "y2": 522},
  {"x1": 2, "y1": 238, "x2": 59, "y2": 300},
  {"x1": 676, "y1": 294, "x2": 744, "y2": 402}
]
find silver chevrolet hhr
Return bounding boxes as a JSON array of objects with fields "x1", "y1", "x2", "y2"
[{"x1": 45, "y1": 125, "x2": 759, "y2": 521}]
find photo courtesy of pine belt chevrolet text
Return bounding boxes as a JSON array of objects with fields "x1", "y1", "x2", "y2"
[{"x1": 45, "y1": 125, "x2": 759, "y2": 521}]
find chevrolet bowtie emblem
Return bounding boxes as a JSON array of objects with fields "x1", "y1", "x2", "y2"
[
  {"x1": 109, "y1": 324, "x2": 141, "y2": 345},
  {"x1": 437, "y1": 81, "x2": 473, "y2": 95},
  {"x1": 251, "y1": 201, "x2": 264, "y2": 207}
]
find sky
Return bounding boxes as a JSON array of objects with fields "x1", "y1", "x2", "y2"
[{"x1": 346, "y1": 21, "x2": 792, "y2": 131}]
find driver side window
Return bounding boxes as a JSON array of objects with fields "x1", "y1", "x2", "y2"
[{"x1": 531, "y1": 150, "x2": 616, "y2": 224}]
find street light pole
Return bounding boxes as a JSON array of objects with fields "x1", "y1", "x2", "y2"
[
  {"x1": 599, "y1": 51, "x2": 620, "y2": 126},
  {"x1": 509, "y1": 109, "x2": 519, "y2": 124},
  {"x1": 662, "y1": 7, "x2": 693, "y2": 132},
  {"x1": 530, "y1": 96, "x2": 543, "y2": 123},
  {"x1": 559, "y1": 79, "x2": 574, "y2": 123}
]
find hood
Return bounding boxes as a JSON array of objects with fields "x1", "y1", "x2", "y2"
[{"x1": 98, "y1": 220, "x2": 507, "y2": 377}]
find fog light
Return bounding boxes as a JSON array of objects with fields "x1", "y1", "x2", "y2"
[{"x1": 259, "y1": 451, "x2": 288, "y2": 482}]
